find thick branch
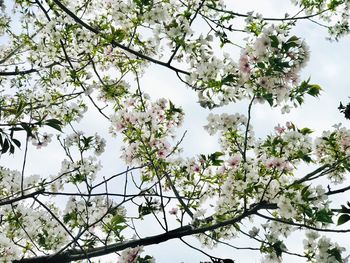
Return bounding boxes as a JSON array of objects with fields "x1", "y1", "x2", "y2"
[
  {"x1": 0, "y1": 190, "x2": 44, "y2": 206},
  {"x1": 0, "y1": 68, "x2": 38, "y2": 76},
  {"x1": 13, "y1": 203, "x2": 263, "y2": 262}
]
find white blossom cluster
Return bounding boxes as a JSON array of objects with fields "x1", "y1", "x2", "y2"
[
  {"x1": 315, "y1": 124, "x2": 350, "y2": 183},
  {"x1": 0, "y1": 167, "x2": 41, "y2": 197},
  {"x1": 239, "y1": 26, "x2": 310, "y2": 106},
  {"x1": 256, "y1": 122, "x2": 313, "y2": 166},
  {"x1": 110, "y1": 94, "x2": 184, "y2": 167},
  {"x1": 291, "y1": 0, "x2": 350, "y2": 40},
  {"x1": 183, "y1": 24, "x2": 312, "y2": 109},
  {"x1": 59, "y1": 156, "x2": 102, "y2": 184},
  {"x1": 0, "y1": 203, "x2": 68, "y2": 258},
  {"x1": 0, "y1": 232, "x2": 20, "y2": 262},
  {"x1": 303, "y1": 231, "x2": 347, "y2": 263},
  {"x1": 64, "y1": 131, "x2": 107, "y2": 156},
  {"x1": 204, "y1": 112, "x2": 248, "y2": 136},
  {"x1": 64, "y1": 196, "x2": 117, "y2": 229}
]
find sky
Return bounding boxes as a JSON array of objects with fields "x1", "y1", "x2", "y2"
[{"x1": 1, "y1": 0, "x2": 350, "y2": 262}]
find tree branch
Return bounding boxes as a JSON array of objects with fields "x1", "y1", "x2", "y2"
[{"x1": 13, "y1": 202, "x2": 263, "y2": 262}]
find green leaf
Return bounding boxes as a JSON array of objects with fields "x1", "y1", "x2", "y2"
[
  {"x1": 296, "y1": 96, "x2": 304, "y2": 105},
  {"x1": 272, "y1": 240, "x2": 285, "y2": 258},
  {"x1": 63, "y1": 212, "x2": 79, "y2": 228},
  {"x1": 134, "y1": 0, "x2": 153, "y2": 8},
  {"x1": 82, "y1": 136, "x2": 94, "y2": 149},
  {"x1": 45, "y1": 119, "x2": 63, "y2": 132},
  {"x1": 286, "y1": 35, "x2": 299, "y2": 43},
  {"x1": 16, "y1": 99, "x2": 26, "y2": 118},
  {"x1": 307, "y1": 84, "x2": 322, "y2": 97},
  {"x1": 209, "y1": 151, "x2": 224, "y2": 166},
  {"x1": 284, "y1": 41, "x2": 299, "y2": 50},
  {"x1": 257, "y1": 62, "x2": 266, "y2": 69},
  {"x1": 111, "y1": 214, "x2": 125, "y2": 225},
  {"x1": 138, "y1": 201, "x2": 159, "y2": 217},
  {"x1": 303, "y1": 207, "x2": 313, "y2": 217},
  {"x1": 137, "y1": 255, "x2": 155, "y2": 263},
  {"x1": 269, "y1": 35, "x2": 279, "y2": 48},
  {"x1": 1, "y1": 138, "x2": 9, "y2": 154},
  {"x1": 328, "y1": 247, "x2": 342, "y2": 262},
  {"x1": 283, "y1": 36, "x2": 299, "y2": 51},
  {"x1": 20, "y1": 123, "x2": 34, "y2": 137},
  {"x1": 315, "y1": 209, "x2": 333, "y2": 224},
  {"x1": 9, "y1": 144, "x2": 15, "y2": 154},
  {"x1": 299, "y1": 127, "x2": 313, "y2": 135},
  {"x1": 183, "y1": 10, "x2": 192, "y2": 19},
  {"x1": 298, "y1": 151, "x2": 312, "y2": 163},
  {"x1": 328, "y1": 0, "x2": 342, "y2": 11},
  {"x1": 169, "y1": 100, "x2": 182, "y2": 113},
  {"x1": 211, "y1": 151, "x2": 224, "y2": 158},
  {"x1": 262, "y1": 93, "x2": 274, "y2": 106},
  {"x1": 222, "y1": 74, "x2": 236, "y2": 84},
  {"x1": 337, "y1": 214, "x2": 350, "y2": 225},
  {"x1": 11, "y1": 138, "x2": 21, "y2": 148},
  {"x1": 301, "y1": 185, "x2": 311, "y2": 200},
  {"x1": 114, "y1": 28, "x2": 126, "y2": 42},
  {"x1": 340, "y1": 204, "x2": 350, "y2": 213}
]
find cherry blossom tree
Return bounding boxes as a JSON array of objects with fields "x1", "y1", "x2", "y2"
[{"x1": 1, "y1": 0, "x2": 350, "y2": 262}]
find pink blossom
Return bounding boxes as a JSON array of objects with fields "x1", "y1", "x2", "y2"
[
  {"x1": 105, "y1": 45, "x2": 113, "y2": 56},
  {"x1": 285, "y1": 71, "x2": 300, "y2": 85},
  {"x1": 192, "y1": 164, "x2": 200, "y2": 173},
  {"x1": 266, "y1": 158, "x2": 292, "y2": 171},
  {"x1": 286, "y1": 121, "x2": 293, "y2": 130},
  {"x1": 274, "y1": 124, "x2": 286, "y2": 134},
  {"x1": 118, "y1": 246, "x2": 144, "y2": 263},
  {"x1": 266, "y1": 159, "x2": 275, "y2": 169},
  {"x1": 169, "y1": 207, "x2": 178, "y2": 215},
  {"x1": 115, "y1": 122, "x2": 125, "y2": 131},
  {"x1": 227, "y1": 155, "x2": 241, "y2": 168},
  {"x1": 239, "y1": 54, "x2": 251, "y2": 74},
  {"x1": 157, "y1": 149, "x2": 168, "y2": 159},
  {"x1": 127, "y1": 98, "x2": 136, "y2": 106}
]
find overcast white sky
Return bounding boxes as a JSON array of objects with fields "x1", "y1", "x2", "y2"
[{"x1": 2, "y1": 0, "x2": 350, "y2": 262}]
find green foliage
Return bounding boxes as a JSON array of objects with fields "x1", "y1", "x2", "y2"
[
  {"x1": 337, "y1": 214, "x2": 350, "y2": 225},
  {"x1": 137, "y1": 255, "x2": 155, "y2": 263},
  {"x1": 45, "y1": 119, "x2": 63, "y2": 132},
  {"x1": 209, "y1": 151, "x2": 224, "y2": 166},
  {"x1": 290, "y1": 78, "x2": 322, "y2": 105},
  {"x1": 315, "y1": 209, "x2": 334, "y2": 224},
  {"x1": 138, "y1": 199, "x2": 160, "y2": 217},
  {"x1": 104, "y1": 215, "x2": 127, "y2": 240}
]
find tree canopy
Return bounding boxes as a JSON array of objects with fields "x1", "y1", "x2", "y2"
[{"x1": 1, "y1": 0, "x2": 350, "y2": 262}]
